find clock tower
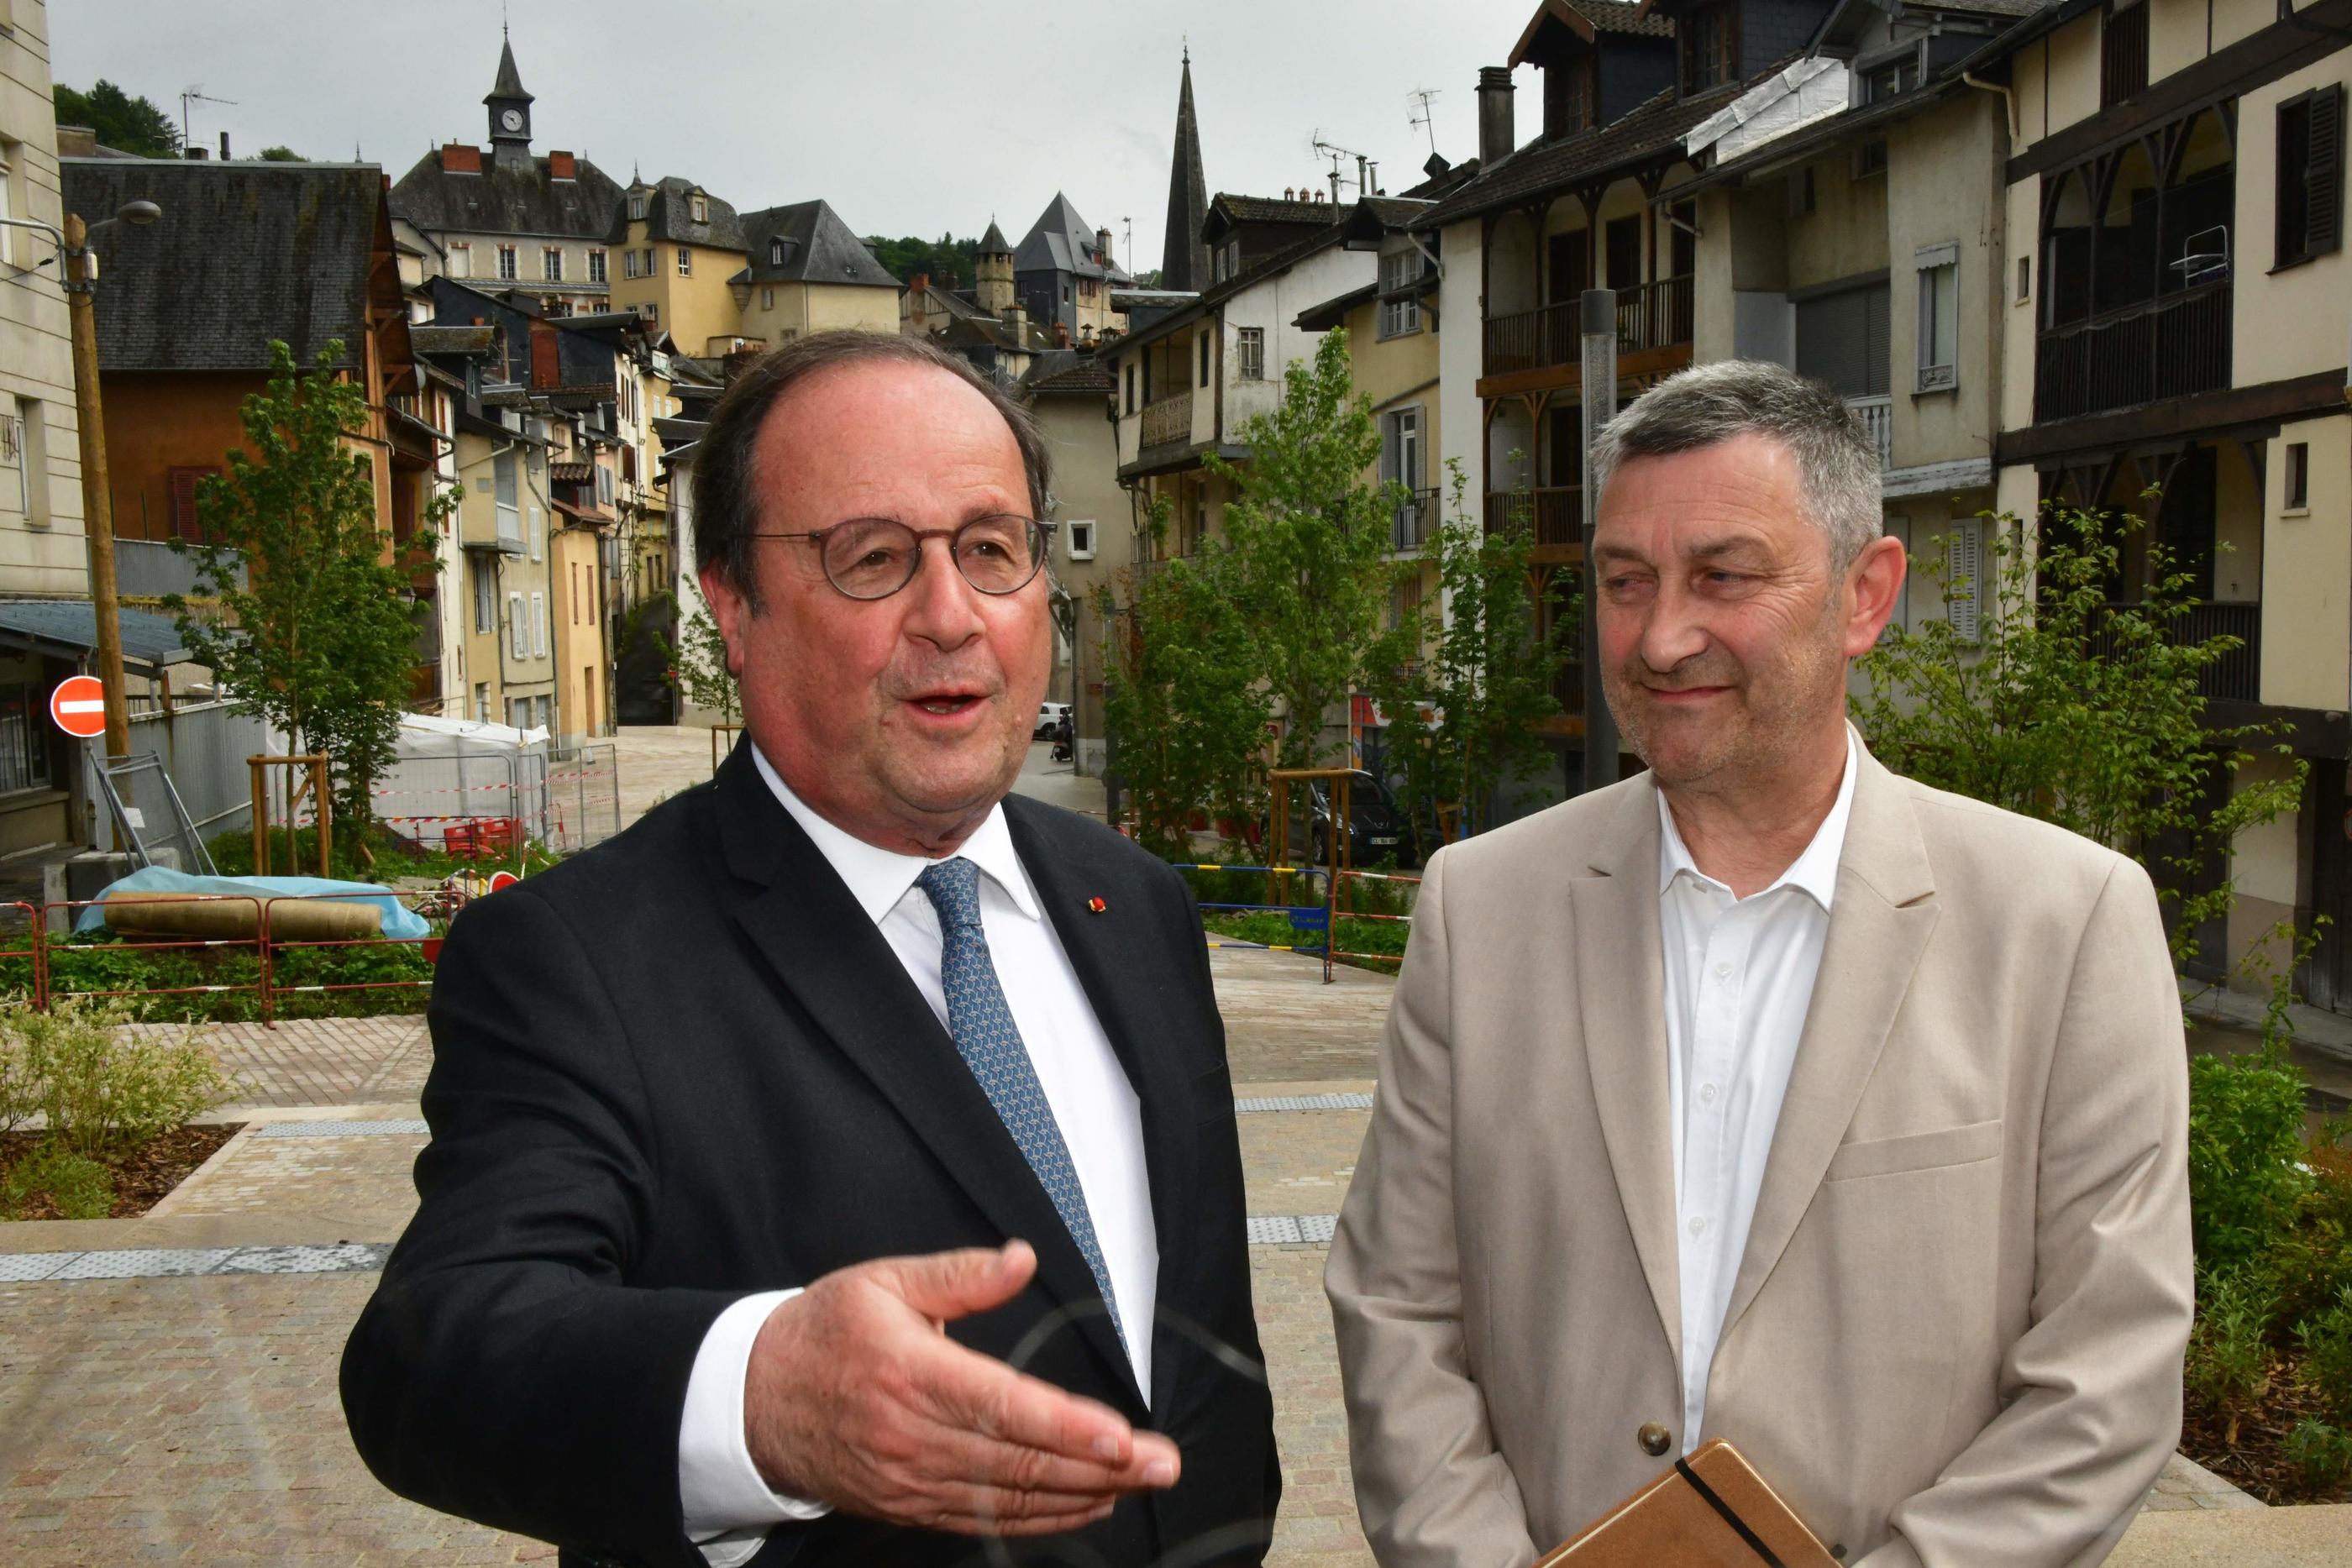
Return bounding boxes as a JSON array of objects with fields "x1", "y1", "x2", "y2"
[{"x1": 484, "y1": 32, "x2": 534, "y2": 171}]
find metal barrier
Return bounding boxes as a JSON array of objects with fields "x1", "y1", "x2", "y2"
[
  {"x1": 371, "y1": 747, "x2": 528, "y2": 869},
  {"x1": 517, "y1": 744, "x2": 622, "y2": 854},
  {"x1": 37, "y1": 895, "x2": 271, "y2": 1018},
  {"x1": 1173, "y1": 863, "x2": 1333, "y2": 959},
  {"x1": 1331, "y1": 866, "x2": 1420, "y2": 967},
  {"x1": 260, "y1": 893, "x2": 436, "y2": 1015},
  {"x1": 0, "y1": 901, "x2": 45, "y2": 1009}
]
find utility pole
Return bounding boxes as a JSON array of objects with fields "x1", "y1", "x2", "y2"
[
  {"x1": 62, "y1": 215, "x2": 132, "y2": 765},
  {"x1": 1578, "y1": 288, "x2": 1620, "y2": 794}
]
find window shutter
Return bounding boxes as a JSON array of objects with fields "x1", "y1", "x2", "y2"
[
  {"x1": 1379, "y1": 414, "x2": 1399, "y2": 485},
  {"x1": 532, "y1": 592, "x2": 548, "y2": 657},
  {"x1": 509, "y1": 593, "x2": 528, "y2": 658},
  {"x1": 2312, "y1": 85, "x2": 2344, "y2": 256},
  {"x1": 1945, "y1": 522, "x2": 1982, "y2": 644}
]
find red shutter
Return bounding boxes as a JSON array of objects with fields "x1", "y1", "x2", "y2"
[
  {"x1": 2311, "y1": 85, "x2": 2344, "y2": 258},
  {"x1": 166, "y1": 466, "x2": 218, "y2": 542}
]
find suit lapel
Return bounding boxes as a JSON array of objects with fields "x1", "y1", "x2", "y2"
[
  {"x1": 1719, "y1": 749, "x2": 1939, "y2": 1339},
  {"x1": 711, "y1": 747, "x2": 1143, "y2": 1409},
  {"x1": 1572, "y1": 775, "x2": 1683, "y2": 1369},
  {"x1": 1005, "y1": 800, "x2": 1194, "y2": 1419}
]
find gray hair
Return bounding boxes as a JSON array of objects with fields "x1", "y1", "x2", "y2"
[{"x1": 1588, "y1": 359, "x2": 1882, "y2": 568}]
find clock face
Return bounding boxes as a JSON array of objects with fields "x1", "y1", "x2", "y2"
[{"x1": 501, "y1": 109, "x2": 523, "y2": 132}]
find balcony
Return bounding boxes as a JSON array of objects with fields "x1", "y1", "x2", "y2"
[
  {"x1": 1847, "y1": 395, "x2": 1893, "y2": 471},
  {"x1": 1392, "y1": 489, "x2": 1440, "y2": 552},
  {"x1": 1140, "y1": 391, "x2": 1194, "y2": 451},
  {"x1": 2034, "y1": 281, "x2": 2230, "y2": 423},
  {"x1": 1484, "y1": 486, "x2": 1584, "y2": 550},
  {"x1": 114, "y1": 538, "x2": 244, "y2": 599},
  {"x1": 2084, "y1": 600, "x2": 2260, "y2": 703},
  {"x1": 1482, "y1": 275, "x2": 1695, "y2": 379}
]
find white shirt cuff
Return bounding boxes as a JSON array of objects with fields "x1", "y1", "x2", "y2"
[{"x1": 680, "y1": 1287, "x2": 832, "y2": 1565}]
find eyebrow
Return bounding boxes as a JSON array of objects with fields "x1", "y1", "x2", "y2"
[{"x1": 1593, "y1": 534, "x2": 1767, "y2": 566}]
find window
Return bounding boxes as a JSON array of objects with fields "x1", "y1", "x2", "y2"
[
  {"x1": 2101, "y1": 0, "x2": 2149, "y2": 109},
  {"x1": 627, "y1": 190, "x2": 648, "y2": 222},
  {"x1": 1681, "y1": 3, "x2": 1734, "y2": 95},
  {"x1": 2276, "y1": 87, "x2": 2344, "y2": 267},
  {"x1": 1125, "y1": 362, "x2": 1137, "y2": 412},
  {"x1": 492, "y1": 448, "x2": 519, "y2": 542},
  {"x1": 472, "y1": 556, "x2": 495, "y2": 633},
  {"x1": 508, "y1": 591, "x2": 528, "y2": 658},
  {"x1": 597, "y1": 465, "x2": 614, "y2": 505},
  {"x1": 509, "y1": 695, "x2": 533, "y2": 730},
  {"x1": 622, "y1": 248, "x2": 640, "y2": 280},
  {"x1": 543, "y1": 247, "x2": 564, "y2": 283},
  {"x1": 1066, "y1": 520, "x2": 1096, "y2": 561},
  {"x1": 587, "y1": 249, "x2": 606, "y2": 285},
  {"x1": 530, "y1": 591, "x2": 549, "y2": 658},
  {"x1": 474, "y1": 682, "x2": 490, "y2": 723},
  {"x1": 448, "y1": 241, "x2": 471, "y2": 279},
  {"x1": 496, "y1": 244, "x2": 517, "y2": 281},
  {"x1": 0, "y1": 684, "x2": 52, "y2": 794},
  {"x1": 6, "y1": 397, "x2": 46, "y2": 526},
  {"x1": 0, "y1": 140, "x2": 16, "y2": 269},
  {"x1": 1793, "y1": 280, "x2": 1893, "y2": 399},
  {"x1": 166, "y1": 464, "x2": 218, "y2": 540},
  {"x1": 1381, "y1": 406, "x2": 1424, "y2": 503},
  {"x1": 1546, "y1": 57, "x2": 1596, "y2": 137},
  {"x1": 677, "y1": 247, "x2": 691, "y2": 277},
  {"x1": 761, "y1": 286, "x2": 774, "y2": 311},
  {"x1": 1854, "y1": 139, "x2": 1889, "y2": 179},
  {"x1": 1788, "y1": 166, "x2": 1817, "y2": 217},
  {"x1": 769, "y1": 237, "x2": 789, "y2": 265},
  {"x1": 641, "y1": 302, "x2": 659, "y2": 324},
  {"x1": 689, "y1": 193, "x2": 709, "y2": 224},
  {"x1": 1861, "y1": 55, "x2": 1919, "y2": 106},
  {"x1": 2285, "y1": 442, "x2": 2311, "y2": 511},
  {"x1": 1199, "y1": 332, "x2": 1210, "y2": 386},
  {"x1": 1379, "y1": 250, "x2": 1423, "y2": 338},
  {"x1": 1915, "y1": 244, "x2": 1959, "y2": 391},
  {"x1": 1236, "y1": 327, "x2": 1265, "y2": 380},
  {"x1": 2016, "y1": 255, "x2": 2032, "y2": 302}
]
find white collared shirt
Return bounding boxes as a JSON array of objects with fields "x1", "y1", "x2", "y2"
[
  {"x1": 677, "y1": 749, "x2": 1158, "y2": 1565},
  {"x1": 1656, "y1": 726, "x2": 1857, "y2": 1453}
]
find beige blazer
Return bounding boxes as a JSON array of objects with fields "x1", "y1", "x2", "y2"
[{"x1": 1326, "y1": 747, "x2": 2192, "y2": 1568}]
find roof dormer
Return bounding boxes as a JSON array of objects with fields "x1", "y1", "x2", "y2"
[
  {"x1": 1635, "y1": 0, "x2": 1843, "y2": 100},
  {"x1": 1509, "y1": 0, "x2": 1678, "y2": 137}
]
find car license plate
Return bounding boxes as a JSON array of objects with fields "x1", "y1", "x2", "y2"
[{"x1": 1371, "y1": 836, "x2": 1398, "y2": 847}]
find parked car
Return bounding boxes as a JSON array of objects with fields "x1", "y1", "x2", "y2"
[
  {"x1": 1303, "y1": 770, "x2": 1417, "y2": 869},
  {"x1": 1033, "y1": 702, "x2": 1073, "y2": 741}
]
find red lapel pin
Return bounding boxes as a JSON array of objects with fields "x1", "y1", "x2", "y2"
[{"x1": 1088, "y1": 896, "x2": 1108, "y2": 914}]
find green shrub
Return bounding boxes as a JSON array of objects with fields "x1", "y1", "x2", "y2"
[
  {"x1": 4, "y1": 1001, "x2": 228, "y2": 1160},
  {"x1": 2270, "y1": 1145, "x2": 2352, "y2": 1333},
  {"x1": 2187, "y1": 1266, "x2": 2276, "y2": 1410},
  {"x1": 0, "y1": 1009, "x2": 36, "y2": 1135},
  {"x1": 2187, "y1": 1045, "x2": 2311, "y2": 1276},
  {"x1": 2296, "y1": 1283, "x2": 2352, "y2": 1427},
  {"x1": 2, "y1": 1144, "x2": 115, "y2": 1219},
  {"x1": 2283, "y1": 1419, "x2": 2352, "y2": 1492}
]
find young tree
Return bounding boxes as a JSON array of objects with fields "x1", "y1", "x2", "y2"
[
  {"x1": 1853, "y1": 503, "x2": 2304, "y2": 971},
  {"x1": 665, "y1": 600, "x2": 740, "y2": 725},
  {"x1": 1095, "y1": 501, "x2": 1270, "y2": 857},
  {"x1": 1372, "y1": 461, "x2": 1572, "y2": 843},
  {"x1": 1207, "y1": 328, "x2": 1399, "y2": 768},
  {"x1": 165, "y1": 341, "x2": 448, "y2": 843},
  {"x1": 52, "y1": 81, "x2": 181, "y2": 158}
]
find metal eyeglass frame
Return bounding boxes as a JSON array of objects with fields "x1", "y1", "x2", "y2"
[{"x1": 745, "y1": 514, "x2": 1058, "y2": 600}]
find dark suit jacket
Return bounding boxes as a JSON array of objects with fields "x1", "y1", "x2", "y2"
[{"x1": 340, "y1": 742, "x2": 1279, "y2": 1567}]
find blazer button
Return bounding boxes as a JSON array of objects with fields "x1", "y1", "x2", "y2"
[{"x1": 1638, "y1": 1423, "x2": 1672, "y2": 1456}]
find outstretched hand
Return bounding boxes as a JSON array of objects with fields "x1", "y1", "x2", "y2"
[{"x1": 743, "y1": 1240, "x2": 1180, "y2": 1536}]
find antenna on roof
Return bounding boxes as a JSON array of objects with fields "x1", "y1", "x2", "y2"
[
  {"x1": 1408, "y1": 88, "x2": 1442, "y2": 160},
  {"x1": 1120, "y1": 216, "x2": 1132, "y2": 272},
  {"x1": 1310, "y1": 133, "x2": 1368, "y2": 205},
  {"x1": 179, "y1": 85, "x2": 238, "y2": 152}
]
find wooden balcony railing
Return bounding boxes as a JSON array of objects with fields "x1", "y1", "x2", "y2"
[
  {"x1": 1392, "y1": 488, "x2": 1441, "y2": 552},
  {"x1": 1139, "y1": 391, "x2": 1193, "y2": 449},
  {"x1": 1551, "y1": 659, "x2": 1586, "y2": 716},
  {"x1": 1484, "y1": 486, "x2": 1584, "y2": 547},
  {"x1": 2083, "y1": 600, "x2": 2260, "y2": 703},
  {"x1": 1847, "y1": 395, "x2": 1893, "y2": 471},
  {"x1": 1482, "y1": 275, "x2": 1695, "y2": 377},
  {"x1": 2034, "y1": 281, "x2": 2229, "y2": 422}
]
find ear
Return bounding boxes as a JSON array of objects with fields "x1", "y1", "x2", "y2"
[
  {"x1": 1840, "y1": 533, "x2": 1908, "y2": 658},
  {"x1": 698, "y1": 561, "x2": 751, "y2": 679}
]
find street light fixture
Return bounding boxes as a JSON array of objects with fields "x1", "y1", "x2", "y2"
[{"x1": 0, "y1": 197, "x2": 162, "y2": 768}]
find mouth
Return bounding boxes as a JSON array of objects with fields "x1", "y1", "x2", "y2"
[
  {"x1": 900, "y1": 689, "x2": 990, "y2": 720},
  {"x1": 1641, "y1": 684, "x2": 1735, "y2": 706}
]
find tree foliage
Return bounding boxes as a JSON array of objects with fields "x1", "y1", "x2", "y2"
[
  {"x1": 863, "y1": 232, "x2": 979, "y2": 288},
  {"x1": 1095, "y1": 499, "x2": 1270, "y2": 858},
  {"x1": 1206, "y1": 328, "x2": 1400, "y2": 768},
  {"x1": 52, "y1": 81, "x2": 181, "y2": 158},
  {"x1": 1373, "y1": 462, "x2": 1572, "y2": 843},
  {"x1": 165, "y1": 341, "x2": 448, "y2": 834},
  {"x1": 665, "y1": 596, "x2": 740, "y2": 725},
  {"x1": 255, "y1": 146, "x2": 304, "y2": 162},
  {"x1": 1852, "y1": 503, "x2": 2304, "y2": 970}
]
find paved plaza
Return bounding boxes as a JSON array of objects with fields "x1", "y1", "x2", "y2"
[{"x1": 2, "y1": 938, "x2": 2342, "y2": 1565}]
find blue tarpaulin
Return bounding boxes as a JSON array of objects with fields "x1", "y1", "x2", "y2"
[{"x1": 76, "y1": 867, "x2": 429, "y2": 939}]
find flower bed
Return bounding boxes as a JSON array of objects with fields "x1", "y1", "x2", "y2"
[{"x1": 0, "y1": 1122, "x2": 240, "y2": 1219}]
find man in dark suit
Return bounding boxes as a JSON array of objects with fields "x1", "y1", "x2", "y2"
[{"x1": 341, "y1": 331, "x2": 1279, "y2": 1567}]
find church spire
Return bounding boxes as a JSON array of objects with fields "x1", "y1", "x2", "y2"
[{"x1": 1159, "y1": 50, "x2": 1210, "y2": 292}]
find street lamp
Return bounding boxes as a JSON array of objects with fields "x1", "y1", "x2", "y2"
[{"x1": 0, "y1": 197, "x2": 160, "y2": 768}]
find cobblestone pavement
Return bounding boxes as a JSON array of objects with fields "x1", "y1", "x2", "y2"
[{"x1": 3, "y1": 946, "x2": 2300, "y2": 1565}]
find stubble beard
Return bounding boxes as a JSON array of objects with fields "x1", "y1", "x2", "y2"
[{"x1": 1605, "y1": 604, "x2": 1851, "y2": 796}]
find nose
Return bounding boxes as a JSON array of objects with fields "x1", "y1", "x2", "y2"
[
  {"x1": 898, "y1": 534, "x2": 987, "y2": 650},
  {"x1": 1635, "y1": 577, "x2": 1709, "y2": 676}
]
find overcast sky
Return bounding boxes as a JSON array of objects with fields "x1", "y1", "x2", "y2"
[{"x1": 53, "y1": 0, "x2": 1541, "y2": 274}]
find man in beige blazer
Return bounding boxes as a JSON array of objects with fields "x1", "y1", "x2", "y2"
[{"x1": 1327, "y1": 360, "x2": 2192, "y2": 1567}]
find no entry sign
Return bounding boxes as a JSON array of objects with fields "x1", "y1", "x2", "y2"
[{"x1": 50, "y1": 675, "x2": 108, "y2": 738}]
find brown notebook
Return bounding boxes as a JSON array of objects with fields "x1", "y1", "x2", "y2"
[{"x1": 1536, "y1": 1440, "x2": 1838, "y2": 1567}]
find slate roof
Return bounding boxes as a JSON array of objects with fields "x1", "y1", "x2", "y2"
[
  {"x1": 1414, "y1": 79, "x2": 1747, "y2": 228},
  {"x1": 486, "y1": 37, "x2": 533, "y2": 103},
  {"x1": 390, "y1": 147, "x2": 625, "y2": 242},
  {"x1": 612, "y1": 176, "x2": 747, "y2": 251},
  {"x1": 1161, "y1": 53, "x2": 1210, "y2": 291},
  {"x1": 1208, "y1": 193, "x2": 1341, "y2": 230},
  {"x1": 1014, "y1": 193, "x2": 1135, "y2": 283},
  {"x1": 1512, "y1": 0, "x2": 1676, "y2": 65},
  {"x1": 732, "y1": 201, "x2": 897, "y2": 288},
  {"x1": 1024, "y1": 356, "x2": 1116, "y2": 395},
  {"x1": 979, "y1": 218, "x2": 1012, "y2": 253},
  {"x1": 0, "y1": 600, "x2": 189, "y2": 668},
  {"x1": 410, "y1": 324, "x2": 497, "y2": 355},
  {"x1": 63, "y1": 158, "x2": 389, "y2": 373}
]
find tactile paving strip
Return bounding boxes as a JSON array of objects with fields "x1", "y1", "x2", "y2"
[
  {"x1": 1244, "y1": 1214, "x2": 1341, "y2": 1247},
  {"x1": 2, "y1": 1242, "x2": 393, "y2": 1282},
  {"x1": 254, "y1": 1120, "x2": 430, "y2": 1138},
  {"x1": 1234, "y1": 1094, "x2": 1373, "y2": 1113}
]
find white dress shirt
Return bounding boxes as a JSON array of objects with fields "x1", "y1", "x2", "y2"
[
  {"x1": 1656, "y1": 726, "x2": 1856, "y2": 1454},
  {"x1": 676, "y1": 749, "x2": 1159, "y2": 1566}
]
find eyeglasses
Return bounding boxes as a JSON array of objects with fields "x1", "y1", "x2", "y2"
[{"x1": 746, "y1": 515, "x2": 1055, "y2": 600}]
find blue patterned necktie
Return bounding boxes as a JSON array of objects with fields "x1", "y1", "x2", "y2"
[{"x1": 916, "y1": 857, "x2": 1122, "y2": 1341}]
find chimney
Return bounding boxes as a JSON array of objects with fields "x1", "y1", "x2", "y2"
[
  {"x1": 442, "y1": 143, "x2": 482, "y2": 174},
  {"x1": 1284, "y1": 186, "x2": 1294, "y2": 200},
  {"x1": 549, "y1": 150, "x2": 577, "y2": 181},
  {"x1": 219, "y1": 131, "x2": 231, "y2": 160},
  {"x1": 1096, "y1": 226, "x2": 1112, "y2": 263},
  {"x1": 1478, "y1": 66, "x2": 1516, "y2": 167},
  {"x1": 1056, "y1": 323, "x2": 1069, "y2": 347},
  {"x1": 529, "y1": 318, "x2": 559, "y2": 389},
  {"x1": 911, "y1": 272, "x2": 929, "y2": 298},
  {"x1": 184, "y1": 145, "x2": 209, "y2": 160}
]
